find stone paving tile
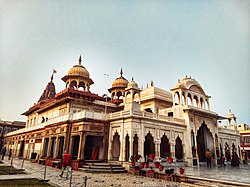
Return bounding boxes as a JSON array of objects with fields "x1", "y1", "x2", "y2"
[{"x1": 0, "y1": 159, "x2": 182, "y2": 187}]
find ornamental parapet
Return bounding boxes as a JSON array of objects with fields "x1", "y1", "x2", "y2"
[
  {"x1": 109, "y1": 109, "x2": 184, "y2": 124},
  {"x1": 5, "y1": 110, "x2": 108, "y2": 137}
]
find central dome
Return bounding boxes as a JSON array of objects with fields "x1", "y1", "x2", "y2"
[{"x1": 68, "y1": 64, "x2": 90, "y2": 78}]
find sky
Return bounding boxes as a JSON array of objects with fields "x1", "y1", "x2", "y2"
[{"x1": 0, "y1": 1, "x2": 249, "y2": 125}]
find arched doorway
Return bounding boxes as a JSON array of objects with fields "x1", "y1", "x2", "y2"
[
  {"x1": 196, "y1": 123, "x2": 213, "y2": 162},
  {"x1": 144, "y1": 132, "x2": 155, "y2": 158},
  {"x1": 111, "y1": 132, "x2": 120, "y2": 161},
  {"x1": 133, "y1": 134, "x2": 138, "y2": 157},
  {"x1": 175, "y1": 136, "x2": 183, "y2": 160},
  {"x1": 125, "y1": 134, "x2": 130, "y2": 161},
  {"x1": 160, "y1": 134, "x2": 170, "y2": 158},
  {"x1": 18, "y1": 140, "x2": 25, "y2": 158},
  {"x1": 225, "y1": 142, "x2": 231, "y2": 161}
]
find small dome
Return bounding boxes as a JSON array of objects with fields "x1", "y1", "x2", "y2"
[
  {"x1": 128, "y1": 77, "x2": 138, "y2": 89},
  {"x1": 111, "y1": 68, "x2": 128, "y2": 88},
  {"x1": 227, "y1": 109, "x2": 236, "y2": 119},
  {"x1": 67, "y1": 55, "x2": 90, "y2": 78}
]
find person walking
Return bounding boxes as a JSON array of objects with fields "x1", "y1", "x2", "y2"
[
  {"x1": 220, "y1": 154, "x2": 226, "y2": 166},
  {"x1": 8, "y1": 149, "x2": 12, "y2": 160},
  {"x1": 59, "y1": 152, "x2": 71, "y2": 178},
  {"x1": 205, "y1": 149, "x2": 212, "y2": 167},
  {"x1": 1, "y1": 147, "x2": 6, "y2": 160}
]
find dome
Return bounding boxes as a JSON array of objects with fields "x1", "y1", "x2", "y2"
[
  {"x1": 111, "y1": 68, "x2": 128, "y2": 88},
  {"x1": 67, "y1": 55, "x2": 90, "y2": 78},
  {"x1": 227, "y1": 109, "x2": 236, "y2": 119},
  {"x1": 128, "y1": 77, "x2": 138, "y2": 89},
  {"x1": 174, "y1": 76, "x2": 205, "y2": 95}
]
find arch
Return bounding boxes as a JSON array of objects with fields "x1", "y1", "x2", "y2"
[
  {"x1": 225, "y1": 142, "x2": 231, "y2": 161},
  {"x1": 196, "y1": 123, "x2": 214, "y2": 161},
  {"x1": 175, "y1": 136, "x2": 183, "y2": 160},
  {"x1": 144, "y1": 132, "x2": 155, "y2": 158},
  {"x1": 125, "y1": 134, "x2": 130, "y2": 162},
  {"x1": 160, "y1": 134, "x2": 170, "y2": 158},
  {"x1": 174, "y1": 92, "x2": 180, "y2": 105},
  {"x1": 78, "y1": 81, "x2": 85, "y2": 91},
  {"x1": 111, "y1": 132, "x2": 120, "y2": 161},
  {"x1": 111, "y1": 92, "x2": 115, "y2": 100},
  {"x1": 200, "y1": 97, "x2": 204, "y2": 109},
  {"x1": 182, "y1": 92, "x2": 186, "y2": 105},
  {"x1": 133, "y1": 92, "x2": 139, "y2": 102},
  {"x1": 126, "y1": 91, "x2": 131, "y2": 98},
  {"x1": 193, "y1": 95, "x2": 198, "y2": 107},
  {"x1": 187, "y1": 93, "x2": 192, "y2": 106},
  {"x1": 70, "y1": 81, "x2": 77, "y2": 89},
  {"x1": 205, "y1": 99, "x2": 209, "y2": 110},
  {"x1": 232, "y1": 143, "x2": 236, "y2": 153},
  {"x1": 117, "y1": 91, "x2": 122, "y2": 99},
  {"x1": 133, "y1": 134, "x2": 138, "y2": 157}
]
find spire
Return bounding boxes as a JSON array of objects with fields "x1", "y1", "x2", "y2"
[
  {"x1": 78, "y1": 54, "x2": 82, "y2": 65},
  {"x1": 120, "y1": 68, "x2": 123, "y2": 77},
  {"x1": 151, "y1": 80, "x2": 154, "y2": 87},
  {"x1": 50, "y1": 69, "x2": 57, "y2": 82}
]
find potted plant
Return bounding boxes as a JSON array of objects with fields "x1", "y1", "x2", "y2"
[
  {"x1": 158, "y1": 164, "x2": 164, "y2": 172},
  {"x1": 148, "y1": 167, "x2": 154, "y2": 175},
  {"x1": 179, "y1": 167, "x2": 185, "y2": 175},
  {"x1": 149, "y1": 154, "x2": 155, "y2": 161},
  {"x1": 130, "y1": 155, "x2": 136, "y2": 167},
  {"x1": 154, "y1": 161, "x2": 160, "y2": 168},
  {"x1": 165, "y1": 168, "x2": 174, "y2": 177},
  {"x1": 167, "y1": 153, "x2": 173, "y2": 164}
]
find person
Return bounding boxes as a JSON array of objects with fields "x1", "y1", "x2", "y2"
[
  {"x1": 220, "y1": 154, "x2": 226, "y2": 166},
  {"x1": 231, "y1": 152, "x2": 239, "y2": 167},
  {"x1": 8, "y1": 149, "x2": 12, "y2": 160},
  {"x1": 1, "y1": 147, "x2": 6, "y2": 160},
  {"x1": 205, "y1": 149, "x2": 211, "y2": 167},
  {"x1": 59, "y1": 152, "x2": 71, "y2": 178}
]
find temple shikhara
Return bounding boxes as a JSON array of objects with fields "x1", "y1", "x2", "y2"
[{"x1": 4, "y1": 55, "x2": 240, "y2": 170}]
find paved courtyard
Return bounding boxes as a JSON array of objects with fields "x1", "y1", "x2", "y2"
[{"x1": 0, "y1": 159, "x2": 249, "y2": 187}]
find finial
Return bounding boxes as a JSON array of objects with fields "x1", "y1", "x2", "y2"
[
  {"x1": 178, "y1": 79, "x2": 180, "y2": 82},
  {"x1": 146, "y1": 83, "x2": 148, "y2": 88},
  {"x1": 151, "y1": 80, "x2": 154, "y2": 86},
  {"x1": 120, "y1": 68, "x2": 123, "y2": 77},
  {"x1": 50, "y1": 69, "x2": 57, "y2": 82},
  {"x1": 185, "y1": 75, "x2": 187, "y2": 78},
  {"x1": 229, "y1": 109, "x2": 232, "y2": 112},
  {"x1": 132, "y1": 77, "x2": 134, "y2": 81},
  {"x1": 78, "y1": 54, "x2": 82, "y2": 65}
]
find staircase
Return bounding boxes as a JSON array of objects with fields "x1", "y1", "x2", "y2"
[{"x1": 78, "y1": 162, "x2": 127, "y2": 173}]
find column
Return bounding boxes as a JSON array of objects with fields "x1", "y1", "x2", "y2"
[
  {"x1": 47, "y1": 138, "x2": 52, "y2": 158},
  {"x1": 54, "y1": 136, "x2": 59, "y2": 159},
  {"x1": 78, "y1": 133, "x2": 86, "y2": 160},
  {"x1": 100, "y1": 134, "x2": 106, "y2": 160}
]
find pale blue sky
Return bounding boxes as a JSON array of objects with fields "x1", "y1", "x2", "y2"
[{"x1": 0, "y1": 1, "x2": 249, "y2": 125}]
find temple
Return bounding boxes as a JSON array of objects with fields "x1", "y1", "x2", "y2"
[{"x1": 4, "y1": 55, "x2": 240, "y2": 169}]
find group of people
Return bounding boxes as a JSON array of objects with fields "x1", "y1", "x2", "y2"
[
  {"x1": 205, "y1": 149, "x2": 240, "y2": 168},
  {"x1": 1, "y1": 147, "x2": 12, "y2": 160}
]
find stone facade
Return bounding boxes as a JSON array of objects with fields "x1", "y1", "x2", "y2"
[{"x1": 3, "y1": 56, "x2": 241, "y2": 169}]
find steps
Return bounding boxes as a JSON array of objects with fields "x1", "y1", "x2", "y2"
[{"x1": 78, "y1": 162, "x2": 127, "y2": 173}]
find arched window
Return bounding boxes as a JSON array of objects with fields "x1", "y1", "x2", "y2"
[
  {"x1": 187, "y1": 93, "x2": 192, "y2": 106},
  {"x1": 193, "y1": 95, "x2": 198, "y2": 107},
  {"x1": 174, "y1": 92, "x2": 180, "y2": 105}
]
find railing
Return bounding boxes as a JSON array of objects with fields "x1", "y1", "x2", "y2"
[
  {"x1": 6, "y1": 110, "x2": 108, "y2": 137},
  {"x1": 109, "y1": 110, "x2": 185, "y2": 124},
  {"x1": 6, "y1": 123, "x2": 45, "y2": 136}
]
